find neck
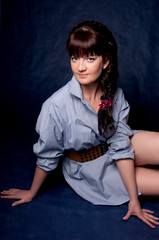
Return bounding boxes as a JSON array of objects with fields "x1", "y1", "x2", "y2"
[{"x1": 81, "y1": 81, "x2": 102, "y2": 102}]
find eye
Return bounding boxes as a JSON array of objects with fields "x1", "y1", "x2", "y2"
[
  {"x1": 87, "y1": 57, "x2": 96, "y2": 62},
  {"x1": 71, "y1": 57, "x2": 79, "y2": 62}
]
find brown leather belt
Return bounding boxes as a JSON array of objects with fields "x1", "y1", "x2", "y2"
[{"x1": 66, "y1": 142, "x2": 108, "y2": 163}]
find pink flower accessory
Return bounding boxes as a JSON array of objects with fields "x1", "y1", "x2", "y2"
[{"x1": 99, "y1": 98, "x2": 113, "y2": 109}]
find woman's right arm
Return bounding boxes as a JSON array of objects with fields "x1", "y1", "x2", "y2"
[
  {"x1": 1, "y1": 98, "x2": 64, "y2": 206},
  {"x1": 0, "y1": 166, "x2": 49, "y2": 206}
]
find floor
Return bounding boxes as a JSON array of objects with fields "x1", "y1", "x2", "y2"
[{"x1": 1, "y1": 137, "x2": 159, "y2": 240}]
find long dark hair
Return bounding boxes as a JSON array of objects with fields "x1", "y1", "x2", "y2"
[{"x1": 66, "y1": 21, "x2": 118, "y2": 135}]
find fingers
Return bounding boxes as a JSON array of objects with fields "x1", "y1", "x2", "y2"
[
  {"x1": 1, "y1": 189, "x2": 21, "y2": 199},
  {"x1": 1, "y1": 189, "x2": 24, "y2": 207},
  {"x1": 1, "y1": 189, "x2": 33, "y2": 207},
  {"x1": 138, "y1": 214, "x2": 157, "y2": 229},
  {"x1": 124, "y1": 208, "x2": 159, "y2": 229},
  {"x1": 1, "y1": 195, "x2": 18, "y2": 199},
  {"x1": 143, "y1": 209, "x2": 154, "y2": 214},
  {"x1": 123, "y1": 211, "x2": 131, "y2": 221},
  {"x1": 141, "y1": 210, "x2": 159, "y2": 228},
  {"x1": 12, "y1": 199, "x2": 25, "y2": 207},
  {"x1": 143, "y1": 210, "x2": 158, "y2": 221},
  {"x1": 1, "y1": 189, "x2": 18, "y2": 195},
  {"x1": 1, "y1": 189, "x2": 16, "y2": 192}
]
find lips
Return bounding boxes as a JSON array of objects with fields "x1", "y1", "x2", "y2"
[{"x1": 78, "y1": 74, "x2": 88, "y2": 78}]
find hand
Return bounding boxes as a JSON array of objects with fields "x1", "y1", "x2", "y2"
[
  {"x1": 123, "y1": 199, "x2": 159, "y2": 228},
  {"x1": 0, "y1": 189, "x2": 33, "y2": 206}
]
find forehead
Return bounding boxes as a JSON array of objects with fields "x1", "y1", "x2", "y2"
[{"x1": 69, "y1": 47, "x2": 100, "y2": 57}]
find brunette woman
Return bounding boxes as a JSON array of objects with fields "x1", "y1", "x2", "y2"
[{"x1": 1, "y1": 21, "x2": 159, "y2": 228}]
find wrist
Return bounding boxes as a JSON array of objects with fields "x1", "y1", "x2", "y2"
[
  {"x1": 29, "y1": 189, "x2": 37, "y2": 199},
  {"x1": 129, "y1": 197, "x2": 138, "y2": 201},
  {"x1": 129, "y1": 198, "x2": 140, "y2": 205}
]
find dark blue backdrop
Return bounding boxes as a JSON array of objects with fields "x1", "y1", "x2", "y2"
[
  {"x1": 1, "y1": 0, "x2": 159, "y2": 140},
  {"x1": 1, "y1": 1, "x2": 159, "y2": 240}
]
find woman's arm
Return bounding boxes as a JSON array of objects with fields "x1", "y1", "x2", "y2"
[
  {"x1": 116, "y1": 159, "x2": 159, "y2": 228},
  {"x1": 0, "y1": 166, "x2": 49, "y2": 206}
]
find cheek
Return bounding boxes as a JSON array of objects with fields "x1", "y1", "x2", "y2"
[
  {"x1": 93, "y1": 65, "x2": 103, "y2": 76},
  {"x1": 70, "y1": 63, "x2": 75, "y2": 72}
]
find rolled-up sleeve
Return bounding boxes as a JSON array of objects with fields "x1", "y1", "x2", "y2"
[
  {"x1": 33, "y1": 100, "x2": 64, "y2": 171},
  {"x1": 107, "y1": 88, "x2": 134, "y2": 161}
]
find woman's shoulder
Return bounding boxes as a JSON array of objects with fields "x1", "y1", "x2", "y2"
[
  {"x1": 114, "y1": 87, "x2": 124, "y2": 101},
  {"x1": 113, "y1": 87, "x2": 129, "y2": 111},
  {"x1": 43, "y1": 80, "x2": 72, "y2": 108},
  {"x1": 115, "y1": 87, "x2": 124, "y2": 94}
]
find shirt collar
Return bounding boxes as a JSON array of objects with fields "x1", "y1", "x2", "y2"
[
  {"x1": 69, "y1": 75, "x2": 118, "y2": 103},
  {"x1": 69, "y1": 75, "x2": 84, "y2": 100}
]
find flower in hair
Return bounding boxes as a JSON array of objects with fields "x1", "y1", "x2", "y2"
[{"x1": 99, "y1": 98, "x2": 113, "y2": 109}]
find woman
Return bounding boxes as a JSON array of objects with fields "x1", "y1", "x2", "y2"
[{"x1": 1, "y1": 20, "x2": 159, "y2": 228}]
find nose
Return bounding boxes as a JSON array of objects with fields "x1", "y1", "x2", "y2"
[{"x1": 78, "y1": 59, "x2": 86, "y2": 72}]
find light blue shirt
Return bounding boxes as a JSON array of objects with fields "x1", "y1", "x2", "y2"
[{"x1": 33, "y1": 76, "x2": 140, "y2": 205}]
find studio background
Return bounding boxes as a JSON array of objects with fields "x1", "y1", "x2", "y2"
[
  {"x1": 1, "y1": 0, "x2": 159, "y2": 142},
  {"x1": 1, "y1": 1, "x2": 159, "y2": 240}
]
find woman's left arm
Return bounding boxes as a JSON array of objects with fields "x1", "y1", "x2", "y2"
[{"x1": 116, "y1": 159, "x2": 159, "y2": 228}]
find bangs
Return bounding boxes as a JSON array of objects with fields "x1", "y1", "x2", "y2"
[{"x1": 67, "y1": 29, "x2": 103, "y2": 57}]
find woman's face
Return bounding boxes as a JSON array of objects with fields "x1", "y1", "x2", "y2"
[{"x1": 70, "y1": 55, "x2": 109, "y2": 86}]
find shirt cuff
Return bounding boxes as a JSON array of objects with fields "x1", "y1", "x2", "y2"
[{"x1": 36, "y1": 157, "x2": 59, "y2": 171}]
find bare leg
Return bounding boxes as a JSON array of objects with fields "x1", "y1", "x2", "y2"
[
  {"x1": 131, "y1": 131, "x2": 159, "y2": 166},
  {"x1": 131, "y1": 131, "x2": 159, "y2": 196},
  {"x1": 136, "y1": 167, "x2": 159, "y2": 196}
]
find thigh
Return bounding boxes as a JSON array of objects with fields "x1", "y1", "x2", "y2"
[
  {"x1": 135, "y1": 166, "x2": 159, "y2": 195},
  {"x1": 131, "y1": 131, "x2": 159, "y2": 166}
]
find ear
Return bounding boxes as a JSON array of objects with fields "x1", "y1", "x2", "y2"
[{"x1": 103, "y1": 58, "x2": 110, "y2": 69}]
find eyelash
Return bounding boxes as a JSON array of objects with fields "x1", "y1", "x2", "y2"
[
  {"x1": 87, "y1": 57, "x2": 96, "y2": 62},
  {"x1": 71, "y1": 57, "x2": 96, "y2": 62},
  {"x1": 71, "y1": 57, "x2": 78, "y2": 62}
]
